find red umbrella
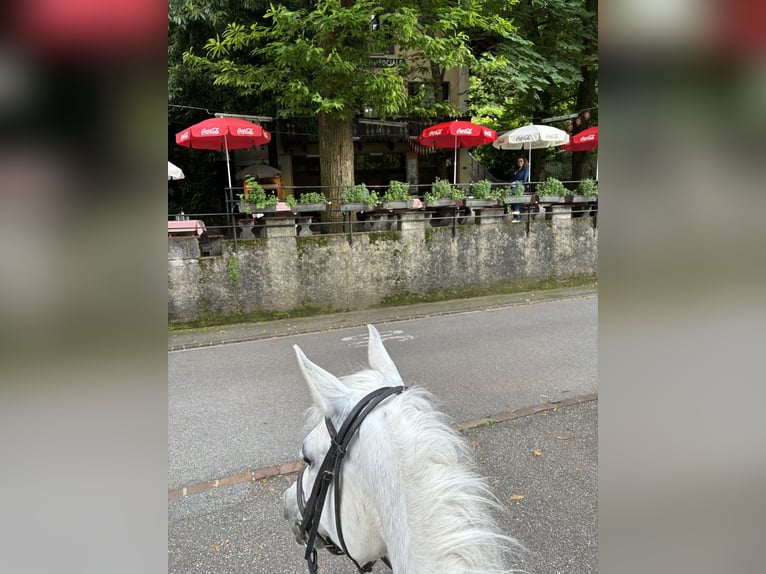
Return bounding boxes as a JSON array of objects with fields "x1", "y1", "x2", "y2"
[
  {"x1": 417, "y1": 120, "x2": 497, "y2": 183},
  {"x1": 175, "y1": 117, "x2": 271, "y2": 189},
  {"x1": 561, "y1": 126, "x2": 598, "y2": 180},
  {"x1": 561, "y1": 126, "x2": 598, "y2": 152}
]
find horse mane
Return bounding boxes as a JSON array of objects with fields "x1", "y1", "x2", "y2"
[{"x1": 307, "y1": 368, "x2": 524, "y2": 574}]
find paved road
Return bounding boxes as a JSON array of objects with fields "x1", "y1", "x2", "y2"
[
  {"x1": 168, "y1": 398, "x2": 597, "y2": 574},
  {"x1": 168, "y1": 289, "x2": 598, "y2": 573},
  {"x1": 169, "y1": 291, "x2": 597, "y2": 490}
]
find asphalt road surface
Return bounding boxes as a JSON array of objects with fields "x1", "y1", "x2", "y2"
[
  {"x1": 169, "y1": 292, "x2": 598, "y2": 573},
  {"x1": 169, "y1": 294, "x2": 597, "y2": 490},
  {"x1": 168, "y1": 399, "x2": 597, "y2": 574}
]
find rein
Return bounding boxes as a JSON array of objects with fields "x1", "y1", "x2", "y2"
[{"x1": 297, "y1": 385, "x2": 405, "y2": 574}]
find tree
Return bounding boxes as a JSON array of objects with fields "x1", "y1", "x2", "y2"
[
  {"x1": 468, "y1": 0, "x2": 598, "y2": 183},
  {"x1": 168, "y1": 0, "x2": 275, "y2": 216},
  {"x1": 184, "y1": 0, "x2": 513, "y2": 224}
]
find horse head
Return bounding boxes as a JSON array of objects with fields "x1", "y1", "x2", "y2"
[{"x1": 284, "y1": 324, "x2": 520, "y2": 574}]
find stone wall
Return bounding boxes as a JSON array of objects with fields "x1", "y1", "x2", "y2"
[{"x1": 168, "y1": 212, "x2": 597, "y2": 325}]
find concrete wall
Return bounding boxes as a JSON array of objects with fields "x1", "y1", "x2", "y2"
[{"x1": 168, "y1": 213, "x2": 597, "y2": 325}]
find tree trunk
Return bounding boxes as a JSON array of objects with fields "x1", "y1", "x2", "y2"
[
  {"x1": 570, "y1": 67, "x2": 597, "y2": 182},
  {"x1": 572, "y1": 0, "x2": 598, "y2": 182},
  {"x1": 318, "y1": 112, "x2": 354, "y2": 231}
]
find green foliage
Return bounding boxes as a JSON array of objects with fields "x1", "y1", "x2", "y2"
[
  {"x1": 298, "y1": 191, "x2": 327, "y2": 204},
  {"x1": 467, "y1": 0, "x2": 598, "y2": 181},
  {"x1": 341, "y1": 184, "x2": 379, "y2": 208},
  {"x1": 239, "y1": 177, "x2": 279, "y2": 212},
  {"x1": 537, "y1": 177, "x2": 568, "y2": 197},
  {"x1": 507, "y1": 181, "x2": 526, "y2": 196},
  {"x1": 425, "y1": 177, "x2": 465, "y2": 203},
  {"x1": 383, "y1": 180, "x2": 410, "y2": 202},
  {"x1": 576, "y1": 178, "x2": 598, "y2": 196},
  {"x1": 226, "y1": 256, "x2": 240, "y2": 285},
  {"x1": 178, "y1": 1, "x2": 518, "y2": 124},
  {"x1": 470, "y1": 179, "x2": 493, "y2": 199},
  {"x1": 428, "y1": 177, "x2": 453, "y2": 199},
  {"x1": 169, "y1": 1, "x2": 597, "y2": 206},
  {"x1": 284, "y1": 195, "x2": 298, "y2": 209}
]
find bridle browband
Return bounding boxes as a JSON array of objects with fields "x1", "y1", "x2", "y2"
[{"x1": 297, "y1": 385, "x2": 406, "y2": 574}]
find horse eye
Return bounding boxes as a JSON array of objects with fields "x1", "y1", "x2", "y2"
[{"x1": 301, "y1": 450, "x2": 312, "y2": 465}]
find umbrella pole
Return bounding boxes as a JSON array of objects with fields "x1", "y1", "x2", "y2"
[
  {"x1": 224, "y1": 135, "x2": 238, "y2": 252},
  {"x1": 453, "y1": 134, "x2": 458, "y2": 185},
  {"x1": 527, "y1": 143, "x2": 532, "y2": 184},
  {"x1": 453, "y1": 148, "x2": 458, "y2": 184}
]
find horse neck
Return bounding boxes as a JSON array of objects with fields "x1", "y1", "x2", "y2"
[{"x1": 353, "y1": 397, "x2": 510, "y2": 574}]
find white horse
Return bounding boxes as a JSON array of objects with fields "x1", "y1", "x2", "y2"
[{"x1": 284, "y1": 325, "x2": 522, "y2": 574}]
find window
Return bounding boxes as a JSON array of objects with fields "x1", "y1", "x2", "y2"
[{"x1": 369, "y1": 14, "x2": 394, "y2": 54}]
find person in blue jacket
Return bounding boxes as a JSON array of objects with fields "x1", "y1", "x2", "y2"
[{"x1": 509, "y1": 156, "x2": 529, "y2": 222}]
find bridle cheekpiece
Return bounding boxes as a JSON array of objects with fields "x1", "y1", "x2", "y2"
[{"x1": 296, "y1": 385, "x2": 405, "y2": 574}]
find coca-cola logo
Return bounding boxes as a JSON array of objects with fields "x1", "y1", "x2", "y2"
[
  {"x1": 178, "y1": 131, "x2": 189, "y2": 141},
  {"x1": 581, "y1": 134, "x2": 595, "y2": 141},
  {"x1": 236, "y1": 127, "x2": 255, "y2": 135},
  {"x1": 455, "y1": 128, "x2": 474, "y2": 135},
  {"x1": 200, "y1": 127, "x2": 221, "y2": 136},
  {"x1": 427, "y1": 128, "x2": 443, "y2": 136}
]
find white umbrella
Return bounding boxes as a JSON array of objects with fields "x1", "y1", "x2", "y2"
[
  {"x1": 234, "y1": 163, "x2": 281, "y2": 181},
  {"x1": 492, "y1": 124, "x2": 570, "y2": 182},
  {"x1": 168, "y1": 161, "x2": 185, "y2": 181}
]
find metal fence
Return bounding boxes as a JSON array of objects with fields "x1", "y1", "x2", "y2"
[{"x1": 168, "y1": 180, "x2": 598, "y2": 254}]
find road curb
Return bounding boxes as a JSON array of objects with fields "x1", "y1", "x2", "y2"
[
  {"x1": 168, "y1": 393, "x2": 597, "y2": 500},
  {"x1": 168, "y1": 287, "x2": 597, "y2": 352}
]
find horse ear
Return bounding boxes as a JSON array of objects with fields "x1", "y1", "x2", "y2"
[
  {"x1": 367, "y1": 324, "x2": 404, "y2": 386},
  {"x1": 293, "y1": 344, "x2": 348, "y2": 416}
]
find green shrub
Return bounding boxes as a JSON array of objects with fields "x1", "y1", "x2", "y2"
[
  {"x1": 341, "y1": 183, "x2": 379, "y2": 208},
  {"x1": 299, "y1": 191, "x2": 327, "y2": 204},
  {"x1": 507, "y1": 181, "x2": 526, "y2": 196},
  {"x1": 238, "y1": 177, "x2": 279, "y2": 213},
  {"x1": 424, "y1": 177, "x2": 465, "y2": 203},
  {"x1": 383, "y1": 180, "x2": 410, "y2": 202},
  {"x1": 470, "y1": 179, "x2": 493, "y2": 199},
  {"x1": 537, "y1": 177, "x2": 568, "y2": 197},
  {"x1": 576, "y1": 178, "x2": 598, "y2": 196}
]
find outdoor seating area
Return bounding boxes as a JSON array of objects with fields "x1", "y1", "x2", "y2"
[{"x1": 167, "y1": 181, "x2": 598, "y2": 256}]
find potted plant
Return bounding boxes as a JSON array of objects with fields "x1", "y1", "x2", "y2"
[
  {"x1": 465, "y1": 179, "x2": 500, "y2": 208},
  {"x1": 424, "y1": 177, "x2": 464, "y2": 207},
  {"x1": 239, "y1": 177, "x2": 279, "y2": 214},
  {"x1": 536, "y1": 177, "x2": 568, "y2": 203},
  {"x1": 572, "y1": 178, "x2": 598, "y2": 202},
  {"x1": 502, "y1": 181, "x2": 535, "y2": 205},
  {"x1": 340, "y1": 183, "x2": 379, "y2": 211},
  {"x1": 294, "y1": 191, "x2": 327, "y2": 212},
  {"x1": 381, "y1": 180, "x2": 413, "y2": 209}
]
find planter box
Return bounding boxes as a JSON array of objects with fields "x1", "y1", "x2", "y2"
[
  {"x1": 239, "y1": 201, "x2": 277, "y2": 213},
  {"x1": 537, "y1": 195, "x2": 566, "y2": 203},
  {"x1": 340, "y1": 202, "x2": 373, "y2": 212},
  {"x1": 464, "y1": 198, "x2": 498, "y2": 208},
  {"x1": 294, "y1": 202, "x2": 327, "y2": 212},
  {"x1": 571, "y1": 195, "x2": 598, "y2": 203},
  {"x1": 425, "y1": 198, "x2": 457, "y2": 208},
  {"x1": 381, "y1": 200, "x2": 414, "y2": 210},
  {"x1": 503, "y1": 195, "x2": 536, "y2": 205}
]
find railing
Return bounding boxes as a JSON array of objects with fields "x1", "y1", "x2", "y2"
[{"x1": 169, "y1": 180, "x2": 598, "y2": 254}]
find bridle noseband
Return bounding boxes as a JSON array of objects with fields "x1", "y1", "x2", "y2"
[{"x1": 296, "y1": 385, "x2": 405, "y2": 574}]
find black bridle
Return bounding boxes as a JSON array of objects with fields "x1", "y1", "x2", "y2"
[{"x1": 296, "y1": 385, "x2": 405, "y2": 574}]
